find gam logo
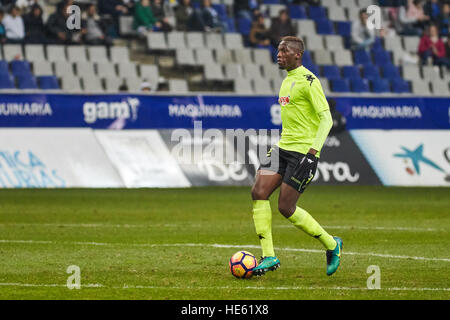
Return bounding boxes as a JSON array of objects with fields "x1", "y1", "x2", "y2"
[{"x1": 83, "y1": 98, "x2": 140, "y2": 124}]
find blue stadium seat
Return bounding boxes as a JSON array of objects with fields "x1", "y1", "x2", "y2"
[
  {"x1": 11, "y1": 60, "x2": 32, "y2": 77},
  {"x1": 309, "y1": 6, "x2": 328, "y2": 20},
  {"x1": 288, "y1": 5, "x2": 307, "y2": 19},
  {"x1": 382, "y1": 65, "x2": 401, "y2": 79},
  {"x1": 354, "y1": 50, "x2": 372, "y2": 65},
  {"x1": 238, "y1": 17, "x2": 252, "y2": 36},
  {"x1": 391, "y1": 78, "x2": 411, "y2": 93},
  {"x1": 263, "y1": 0, "x2": 279, "y2": 4},
  {"x1": 336, "y1": 21, "x2": 352, "y2": 37},
  {"x1": 16, "y1": 75, "x2": 37, "y2": 89},
  {"x1": 351, "y1": 79, "x2": 370, "y2": 93},
  {"x1": 331, "y1": 79, "x2": 350, "y2": 92},
  {"x1": 302, "y1": 50, "x2": 313, "y2": 65},
  {"x1": 322, "y1": 65, "x2": 341, "y2": 79},
  {"x1": 38, "y1": 75, "x2": 60, "y2": 90},
  {"x1": 224, "y1": 17, "x2": 236, "y2": 33},
  {"x1": 212, "y1": 4, "x2": 228, "y2": 19},
  {"x1": 363, "y1": 65, "x2": 381, "y2": 80},
  {"x1": 372, "y1": 78, "x2": 391, "y2": 93},
  {"x1": 0, "y1": 74, "x2": 15, "y2": 89},
  {"x1": 303, "y1": 62, "x2": 320, "y2": 75},
  {"x1": 316, "y1": 19, "x2": 335, "y2": 35},
  {"x1": 373, "y1": 50, "x2": 392, "y2": 66},
  {"x1": 0, "y1": 60, "x2": 9, "y2": 75},
  {"x1": 342, "y1": 66, "x2": 361, "y2": 79}
]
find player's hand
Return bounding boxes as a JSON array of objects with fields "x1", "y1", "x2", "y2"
[{"x1": 291, "y1": 153, "x2": 318, "y2": 187}]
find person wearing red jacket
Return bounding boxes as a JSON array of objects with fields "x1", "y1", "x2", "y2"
[{"x1": 418, "y1": 23, "x2": 450, "y2": 69}]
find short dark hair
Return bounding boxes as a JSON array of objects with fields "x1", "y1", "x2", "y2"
[{"x1": 280, "y1": 36, "x2": 305, "y2": 53}]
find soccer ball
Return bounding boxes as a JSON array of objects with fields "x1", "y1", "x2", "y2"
[{"x1": 229, "y1": 251, "x2": 257, "y2": 279}]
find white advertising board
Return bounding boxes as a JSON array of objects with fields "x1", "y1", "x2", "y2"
[
  {"x1": 351, "y1": 130, "x2": 450, "y2": 186},
  {"x1": 95, "y1": 130, "x2": 191, "y2": 188},
  {"x1": 0, "y1": 128, "x2": 124, "y2": 188}
]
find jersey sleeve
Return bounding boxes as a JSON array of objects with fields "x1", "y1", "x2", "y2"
[{"x1": 303, "y1": 76, "x2": 330, "y2": 114}]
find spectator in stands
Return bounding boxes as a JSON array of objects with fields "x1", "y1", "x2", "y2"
[
  {"x1": 151, "y1": 0, "x2": 173, "y2": 32},
  {"x1": 133, "y1": 0, "x2": 160, "y2": 35},
  {"x1": 3, "y1": 5, "x2": 24, "y2": 43},
  {"x1": 174, "y1": 0, "x2": 194, "y2": 31},
  {"x1": 351, "y1": 8, "x2": 376, "y2": 51},
  {"x1": 269, "y1": 9, "x2": 296, "y2": 48},
  {"x1": 83, "y1": 4, "x2": 111, "y2": 45},
  {"x1": 249, "y1": 13, "x2": 270, "y2": 48},
  {"x1": 418, "y1": 24, "x2": 450, "y2": 69},
  {"x1": 46, "y1": 1, "x2": 84, "y2": 44},
  {"x1": 140, "y1": 78, "x2": 153, "y2": 92},
  {"x1": 438, "y1": 3, "x2": 450, "y2": 36},
  {"x1": 234, "y1": 0, "x2": 260, "y2": 22},
  {"x1": 424, "y1": 0, "x2": 440, "y2": 22},
  {"x1": 398, "y1": 0, "x2": 429, "y2": 35},
  {"x1": 98, "y1": 0, "x2": 129, "y2": 18},
  {"x1": 201, "y1": 0, "x2": 226, "y2": 32},
  {"x1": 0, "y1": 9, "x2": 6, "y2": 44},
  {"x1": 23, "y1": 4, "x2": 45, "y2": 43}
]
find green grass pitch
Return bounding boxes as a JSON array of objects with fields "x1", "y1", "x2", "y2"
[{"x1": 0, "y1": 186, "x2": 448, "y2": 300}]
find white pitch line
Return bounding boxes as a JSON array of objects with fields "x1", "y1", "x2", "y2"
[
  {"x1": 0, "y1": 239, "x2": 449, "y2": 262},
  {"x1": 0, "y1": 282, "x2": 448, "y2": 292},
  {"x1": 0, "y1": 223, "x2": 444, "y2": 232},
  {"x1": 275, "y1": 225, "x2": 442, "y2": 232}
]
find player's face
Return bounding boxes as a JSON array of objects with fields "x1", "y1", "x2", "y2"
[{"x1": 277, "y1": 41, "x2": 298, "y2": 70}]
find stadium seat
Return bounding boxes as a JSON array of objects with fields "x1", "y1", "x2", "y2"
[
  {"x1": 334, "y1": 50, "x2": 353, "y2": 66},
  {"x1": 302, "y1": 50, "x2": 313, "y2": 65},
  {"x1": 331, "y1": 79, "x2": 350, "y2": 92},
  {"x1": 322, "y1": 65, "x2": 341, "y2": 80},
  {"x1": 328, "y1": 7, "x2": 347, "y2": 21},
  {"x1": 351, "y1": 79, "x2": 370, "y2": 92},
  {"x1": 67, "y1": 46, "x2": 88, "y2": 62},
  {"x1": 204, "y1": 64, "x2": 225, "y2": 81},
  {"x1": 11, "y1": 60, "x2": 32, "y2": 77},
  {"x1": 382, "y1": 65, "x2": 401, "y2": 79},
  {"x1": 313, "y1": 50, "x2": 333, "y2": 65},
  {"x1": 110, "y1": 47, "x2": 130, "y2": 62},
  {"x1": 253, "y1": 49, "x2": 272, "y2": 65},
  {"x1": 88, "y1": 46, "x2": 108, "y2": 62},
  {"x1": 253, "y1": 78, "x2": 272, "y2": 95},
  {"x1": 216, "y1": 49, "x2": 234, "y2": 64},
  {"x1": 305, "y1": 35, "x2": 325, "y2": 51},
  {"x1": 316, "y1": 19, "x2": 335, "y2": 35},
  {"x1": 403, "y1": 36, "x2": 421, "y2": 53},
  {"x1": 16, "y1": 75, "x2": 37, "y2": 89},
  {"x1": 0, "y1": 60, "x2": 9, "y2": 75},
  {"x1": 324, "y1": 35, "x2": 344, "y2": 50},
  {"x1": 303, "y1": 62, "x2": 320, "y2": 75},
  {"x1": 243, "y1": 64, "x2": 262, "y2": 78},
  {"x1": 363, "y1": 65, "x2": 381, "y2": 80},
  {"x1": 224, "y1": 64, "x2": 243, "y2": 79},
  {"x1": 372, "y1": 78, "x2": 391, "y2": 93},
  {"x1": 288, "y1": 5, "x2": 307, "y2": 19},
  {"x1": 373, "y1": 50, "x2": 392, "y2": 66},
  {"x1": 104, "y1": 77, "x2": 122, "y2": 92},
  {"x1": 167, "y1": 31, "x2": 187, "y2": 49},
  {"x1": 234, "y1": 78, "x2": 253, "y2": 94},
  {"x1": 402, "y1": 65, "x2": 421, "y2": 81},
  {"x1": 205, "y1": 33, "x2": 224, "y2": 49},
  {"x1": 176, "y1": 49, "x2": 196, "y2": 66},
  {"x1": 422, "y1": 65, "x2": 441, "y2": 81},
  {"x1": 267, "y1": 4, "x2": 287, "y2": 18},
  {"x1": 3, "y1": 44, "x2": 23, "y2": 61},
  {"x1": 262, "y1": 64, "x2": 280, "y2": 79},
  {"x1": 296, "y1": 20, "x2": 315, "y2": 36},
  {"x1": 237, "y1": 17, "x2": 252, "y2": 36},
  {"x1": 140, "y1": 64, "x2": 160, "y2": 90},
  {"x1": 0, "y1": 73, "x2": 15, "y2": 89},
  {"x1": 431, "y1": 80, "x2": 449, "y2": 95},
  {"x1": 233, "y1": 49, "x2": 253, "y2": 64},
  {"x1": 224, "y1": 33, "x2": 243, "y2": 49},
  {"x1": 60, "y1": 75, "x2": 82, "y2": 92},
  {"x1": 75, "y1": 61, "x2": 96, "y2": 76},
  {"x1": 354, "y1": 49, "x2": 372, "y2": 65},
  {"x1": 96, "y1": 62, "x2": 117, "y2": 78},
  {"x1": 411, "y1": 80, "x2": 431, "y2": 95},
  {"x1": 54, "y1": 61, "x2": 73, "y2": 77},
  {"x1": 147, "y1": 33, "x2": 168, "y2": 50},
  {"x1": 319, "y1": 78, "x2": 330, "y2": 94},
  {"x1": 32, "y1": 61, "x2": 53, "y2": 76},
  {"x1": 391, "y1": 78, "x2": 411, "y2": 93},
  {"x1": 336, "y1": 21, "x2": 352, "y2": 37},
  {"x1": 25, "y1": 44, "x2": 46, "y2": 62},
  {"x1": 117, "y1": 62, "x2": 138, "y2": 78},
  {"x1": 309, "y1": 6, "x2": 328, "y2": 20},
  {"x1": 38, "y1": 75, "x2": 59, "y2": 90},
  {"x1": 186, "y1": 32, "x2": 205, "y2": 49},
  {"x1": 195, "y1": 48, "x2": 215, "y2": 65},
  {"x1": 342, "y1": 66, "x2": 361, "y2": 79}
]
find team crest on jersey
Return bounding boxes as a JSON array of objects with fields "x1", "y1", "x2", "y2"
[{"x1": 279, "y1": 96, "x2": 290, "y2": 106}]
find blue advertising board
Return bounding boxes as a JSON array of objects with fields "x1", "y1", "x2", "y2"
[{"x1": 0, "y1": 93, "x2": 449, "y2": 130}]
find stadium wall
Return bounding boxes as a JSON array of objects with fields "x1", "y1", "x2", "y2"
[{"x1": 0, "y1": 93, "x2": 448, "y2": 188}]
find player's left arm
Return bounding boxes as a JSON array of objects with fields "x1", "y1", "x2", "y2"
[{"x1": 306, "y1": 78, "x2": 333, "y2": 156}]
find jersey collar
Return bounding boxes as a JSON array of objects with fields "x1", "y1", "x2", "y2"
[{"x1": 287, "y1": 65, "x2": 303, "y2": 77}]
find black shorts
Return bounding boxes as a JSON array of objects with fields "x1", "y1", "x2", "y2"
[{"x1": 258, "y1": 145, "x2": 314, "y2": 193}]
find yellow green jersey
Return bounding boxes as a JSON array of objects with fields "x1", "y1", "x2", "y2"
[{"x1": 276, "y1": 65, "x2": 330, "y2": 157}]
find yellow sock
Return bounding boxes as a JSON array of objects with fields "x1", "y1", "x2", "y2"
[
  {"x1": 252, "y1": 200, "x2": 275, "y2": 257},
  {"x1": 288, "y1": 207, "x2": 337, "y2": 250}
]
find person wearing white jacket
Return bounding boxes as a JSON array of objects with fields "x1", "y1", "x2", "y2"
[{"x1": 2, "y1": 6, "x2": 25, "y2": 43}]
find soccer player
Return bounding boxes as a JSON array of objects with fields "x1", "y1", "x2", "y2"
[{"x1": 251, "y1": 36, "x2": 343, "y2": 276}]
